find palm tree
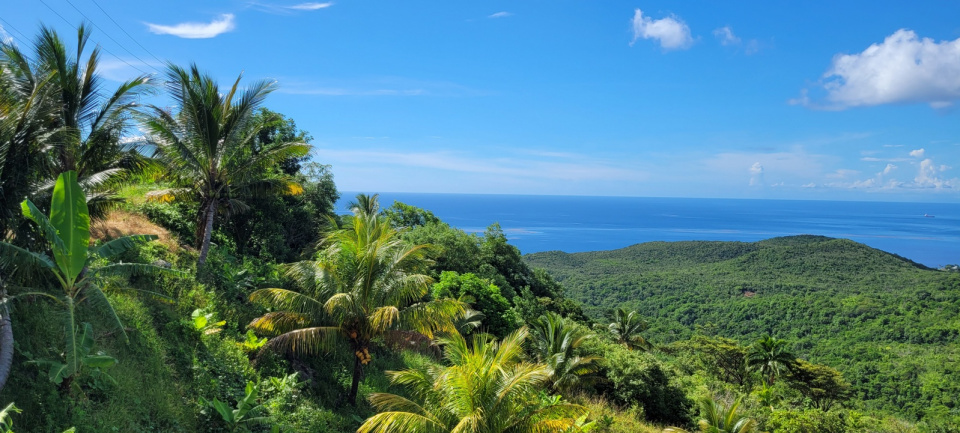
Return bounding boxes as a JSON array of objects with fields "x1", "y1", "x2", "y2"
[
  {"x1": 664, "y1": 397, "x2": 757, "y2": 433},
  {"x1": 9, "y1": 24, "x2": 152, "y2": 218},
  {"x1": 0, "y1": 37, "x2": 57, "y2": 239},
  {"x1": 248, "y1": 195, "x2": 464, "y2": 405},
  {"x1": 0, "y1": 171, "x2": 174, "y2": 391},
  {"x1": 746, "y1": 335, "x2": 795, "y2": 386},
  {"x1": 529, "y1": 312, "x2": 598, "y2": 394},
  {"x1": 608, "y1": 307, "x2": 652, "y2": 350},
  {"x1": 142, "y1": 63, "x2": 311, "y2": 266},
  {"x1": 359, "y1": 327, "x2": 588, "y2": 433}
]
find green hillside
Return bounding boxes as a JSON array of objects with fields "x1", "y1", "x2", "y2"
[{"x1": 526, "y1": 236, "x2": 960, "y2": 420}]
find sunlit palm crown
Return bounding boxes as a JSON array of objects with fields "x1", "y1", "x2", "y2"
[
  {"x1": 529, "y1": 312, "x2": 598, "y2": 394},
  {"x1": 359, "y1": 327, "x2": 588, "y2": 433},
  {"x1": 248, "y1": 203, "x2": 463, "y2": 356}
]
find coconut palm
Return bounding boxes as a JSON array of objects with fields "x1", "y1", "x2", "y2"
[
  {"x1": 142, "y1": 63, "x2": 311, "y2": 266},
  {"x1": 663, "y1": 397, "x2": 757, "y2": 433},
  {"x1": 0, "y1": 171, "x2": 174, "y2": 390},
  {"x1": 8, "y1": 24, "x2": 153, "y2": 218},
  {"x1": 359, "y1": 327, "x2": 588, "y2": 433},
  {"x1": 608, "y1": 308, "x2": 651, "y2": 350},
  {"x1": 746, "y1": 335, "x2": 795, "y2": 386},
  {"x1": 0, "y1": 38, "x2": 57, "y2": 239},
  {"x1": 248, "y1": 195, "x2": 464, "y2": 405},
  {"x1": 529, "y1": 312, "x2": 598, "y2": 394}
]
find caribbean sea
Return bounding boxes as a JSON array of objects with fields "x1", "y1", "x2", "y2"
[{"x1": 337, "y1": 193, "x2": 960, "y2": 268}]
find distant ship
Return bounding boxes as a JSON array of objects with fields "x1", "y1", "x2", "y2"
[{"x1": 924, "y1": 214, "x2": 935, "y2": 218}]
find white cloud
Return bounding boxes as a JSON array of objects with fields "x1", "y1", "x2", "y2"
[
  {"x1": 488, "y1": 11, "x2": 512, "y2": 19},
  {"x1": 749, "y1": 162, "x2": 764, "y2": 186},
  {"x1": 713, "y1": 26, "x2": 740, "y2": 46},
  {"x1": 882, "y1": 163, "x2": 897, "y2": 175},
  {"x1": 146, "y1": 14, "x2": 236, "y2": 39},
  {"x1": 287, "y1": 2, "x2": 333, "y2": 10},
  {"x1": 797, "y1": 29, "x2": 960, "y2": 109},
  {"x1": 826, "y1": 169, "x2": 859, "y2": 179},
  {"x1": 909, "y1": 148, "x2": 925, "y2": 158},
  {"x1": 630, "y1": 8, "x2": 693, "y2": 51}
]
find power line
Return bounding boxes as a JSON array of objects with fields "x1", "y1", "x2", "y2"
[
  {"x1": 60, "y1": 0, "x2": 161, "y2": 74},
  {"x1": 85, "y1": 0, "x2": 166, "y2": 66},
  {"x1": 36, "y1": 0, "x2": 152, "y2": 76},
  {"x1": 0, "y1": 17, "x2": 30, "y2": 42}
]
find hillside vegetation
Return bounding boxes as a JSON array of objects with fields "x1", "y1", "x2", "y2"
[{"x1": 526, "y1": 235, "x2": 960, "y2": 421}]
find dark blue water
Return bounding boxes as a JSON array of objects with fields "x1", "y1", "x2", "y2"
[{"x1": 336, "y1": 193, "x2": 960, "y2": 268}]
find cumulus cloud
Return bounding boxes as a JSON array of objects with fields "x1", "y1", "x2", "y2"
[
  {"x1": 146, "y1": 14, "x2": 236, "y2": 39},
  {"x1": 713, "y1": 26, "x2": 740, "y2": 46},
  {"x1": 749, "y1": 162, "x2": 764, "y2": 186},
  {"x1": 630, "y1": 8, "x2": 693, "y2": 51},
  {"x1": 488, "y1": 11, "x2": 512, "y2": 19},
  {"x1": 909, "y1": 148, "x2": 925, "y2": 158},
  {"x1": 882, "y1": 163, "x2": 897, "y2": 175},
  {"x1": 796, "y1": 29, "x2": 960, "y2": 109}
]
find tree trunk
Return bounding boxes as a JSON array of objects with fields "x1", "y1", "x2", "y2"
[
  {"x1": 0, "y1": 304, "x2": 13, "y2": 393},
  {"x1": 197, "y1": 200, "x2": 217, "y2": 267},
  {"x1": 348, "y1": 353, "x2": 363, "y2": 406}
]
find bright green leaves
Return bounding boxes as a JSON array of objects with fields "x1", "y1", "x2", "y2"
[
  {"x1": 49, "y1": 171, "x2": 90, "y2": 284},
  {"x1": 19, "y1": 171, "x2": 90, "y2": 287}
]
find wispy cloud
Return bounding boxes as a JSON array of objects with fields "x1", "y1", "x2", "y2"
[
  {"x1": 712, "y1": 26, "x2": 761, "y2": 54},
  {"x1": 97, "y1": 58, "x2": 163, "y2": 82},
  {"x1": 713, "y1": 26, "x2": 740, "y2": 46},
  {"x1": 630, "y1": 8, "x2": 693, "y2": 51},
  {"x1": 794, "y1": 29, "x2": 960, "y2": 109},
  {"x1": 249, "y1": 1, "x2": 334, "y2": 13},
  {"x1": 488, "y1": 11, "x2": 512, "y2": 19},
  {"x1": 909, "y1": 148, "x2": 925, "y2": 158},
  {"x1": 145, "y1": 14, "x2": 236, "y2": 39},
  {"x1": 288, "y1": 2, "x2": 333, "y2": 10}
]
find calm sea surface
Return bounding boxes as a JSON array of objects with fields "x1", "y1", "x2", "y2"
[{"x1": 336, "y1": 193, "x2": 960, "y2": 268}]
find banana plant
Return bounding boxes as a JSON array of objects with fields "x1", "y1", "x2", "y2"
[
  {"x1": 205, "y1": 381, "x2": 272, "y2": 432},
  {"x1": 30, "y1": 322, "x2": 118, "y2": 387},
  {"x1": 0, "y1": 171, "x2": 175, "y2": 390}
]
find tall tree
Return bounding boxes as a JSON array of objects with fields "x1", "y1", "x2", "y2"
[
  {"x1": 142, "y1": 63, "x2": 311, "y2": 266},
  {"x1": 248, "y1": 195, "x2": 464, "y2": 405},
  {"x1": 358, "y1": 328, "x2": 588, "y2": 433},
  {"x1": 746, "y1": 335, "x2": 795, "y2": 386},
  {"x1": 529, "y1": 312, "x2": 598, "y2": 394},
  {"x1": 7, "y1": 24, "x2": 152, "y2": 217},
  {"x1": 608, "y1": 307, "x2": 652, "y2": 350}
]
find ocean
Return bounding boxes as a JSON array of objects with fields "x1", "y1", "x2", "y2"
[{"x1": 336, "y1": 193, "x2": 960, "y2": 268}]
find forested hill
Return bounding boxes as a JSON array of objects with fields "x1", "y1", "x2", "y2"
[{"x1": 526, "y1": 235, "x2": 960, "y2": 418}]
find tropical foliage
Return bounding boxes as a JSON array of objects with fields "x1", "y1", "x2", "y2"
[
  {"x1": 248, "y1": 194, "x2": 464, "y2": 404},
  {"x1": 529, "y1": 312, "x2": 598, "y2": 394},
  {"x1": 608, "y1": 308, "x2": 651, "y2": 350},
  {"x1": 358, "y1": 328, "x2": 588, "y2": 433},
  {"x1": 142, "y1": 63, "x2": 311, "y2": 266}
]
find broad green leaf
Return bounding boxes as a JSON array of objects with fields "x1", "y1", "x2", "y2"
[
  {"x1": 193, "y1": 315, "x2": 208, "y2": 330},
  {"x1": 81, "y1": 355, "x2": 118, "y2": 368},
  {"x1": 92, "y1": 235, "x2": 159, "y2": 259},
  {"x1": 78, "y1": 322, "x2": 95, "y2": 357},
  {"x1": 50, "y1": 171, "x2": 90, "y2": 284},
  {"x1": 211, "y1": 399, "x2": 234, "y2": 423}
]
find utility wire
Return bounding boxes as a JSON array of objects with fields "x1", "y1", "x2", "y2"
[
  {"x1": 85, "y1": 0, "x2": 166, "y2": 66},
  {"x1": 36, "y1": 0, "x2": 152, "y2": 76},
  {"x1": 0, "y1": 17, "x2": 30, "y2": 42},
  {"x1": 60, "y1": 0, "x2": 161, "y2": 74}
]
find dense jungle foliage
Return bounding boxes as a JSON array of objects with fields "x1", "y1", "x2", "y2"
[
  {"x1": 0, "y1": 23, "x2": 957, "y2": 433},
  {"x1": 526, "y1": 236, "x2": 960, "y2": 425}
]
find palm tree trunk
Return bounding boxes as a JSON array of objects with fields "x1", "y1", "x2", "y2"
[
  {"x1": 348, "y1": 354, "x2": 363, "y2": 406},
  {"x1": 0, "y1": 304, "x2": 13, "y2": 393},
  {"x1": 197, "y1": 200, "x2": 217, "y2": 266}
]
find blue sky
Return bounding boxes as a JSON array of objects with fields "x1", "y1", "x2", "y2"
[{"x1": 4, "y1": 1, "x2": 960, "y2": 201}]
